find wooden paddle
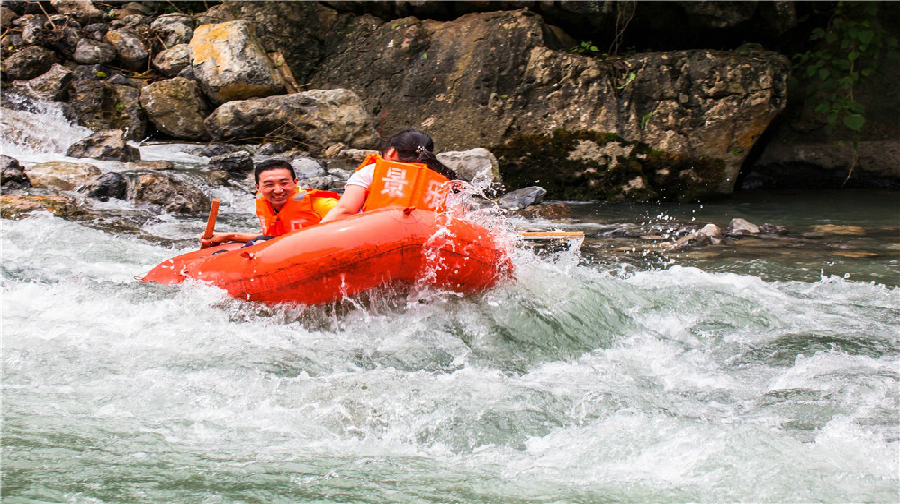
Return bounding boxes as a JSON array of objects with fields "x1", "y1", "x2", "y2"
[{"x1": 199, "y1": 198, "x2": 220, "y2": 249}]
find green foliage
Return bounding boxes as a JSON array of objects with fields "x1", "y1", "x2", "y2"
[
  {"x1": 794, "y1": 1, "x2": 899, "y2": 137},
  {"x1": 571, "y1": 40, "x2": 600, "y2": 54},
  {"x1": 640, "y1": 111, "x2": 654, "y2": 130},
  {"x1": 617, "y1": 71, "x2": 636, "y2": 90}
]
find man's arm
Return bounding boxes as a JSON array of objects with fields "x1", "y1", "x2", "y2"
[{"x1": 200, "y1": 232, "x2": 258, "y2": 247}]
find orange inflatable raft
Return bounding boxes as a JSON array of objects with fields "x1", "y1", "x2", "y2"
[{"x1": 142, "y1": 207, "x2": 513, "y2": 305}]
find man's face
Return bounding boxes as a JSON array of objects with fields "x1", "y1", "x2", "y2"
[{"x1": 257, "y1": 168, "x2": 297, "y2": 210}]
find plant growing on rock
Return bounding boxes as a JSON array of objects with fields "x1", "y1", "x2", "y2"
[{"x1": 793, "y1": 1, "x2": 899, "y2": 184}]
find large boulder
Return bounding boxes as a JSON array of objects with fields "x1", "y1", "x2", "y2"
[
  {"x1": 68, "y1": 80, "x2": 149, "y2": 140},
  {"x1": 130, "y1": 173, "x2": 209, "y2": 214},
  {"x1": 204, "y1": 89, "x2": 377, "y2": 153},
  {"x1": 49, "y1": 0, "x2": 104, "y2": 24},
  {"x1": 66, "y1": 129, "x2": 141, "y2": 162},
  {"x1": 309, "y1": 9, "x2": 788, "y2": 198},
  {"x1": 189, "y1": 20, "x2": 285, "y2": 104},
  {"x1": 26, "y1": 161, "x2": 102, "y2": 191},
  {"x1": 139, "y1": 77, "x2": 211, "y2": 140},
  {"x1": 2, "y1": 45, "x2": 57, "y2": 81},
  {"x1": 11, "y1": 63, "x2": 73, "y2": 101},
  {"x1": 0, "y1": 193, "x2": 79, "y2": 219},
  {"x1": 83, "y1": 172, "x2": 128, "y2": 201}
]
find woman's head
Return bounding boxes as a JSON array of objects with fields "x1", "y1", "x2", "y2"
[{"x1": 382, "y1": 129, "x2": 457, "y2": 180}]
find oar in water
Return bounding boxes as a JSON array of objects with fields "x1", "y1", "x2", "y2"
[{"x1": 199, "y1": 198, "x2": 220, "y2": 249}]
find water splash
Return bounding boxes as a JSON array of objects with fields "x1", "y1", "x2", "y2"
[{"x1": 0, "y1": 95, "x2": 91, "y2": 161}]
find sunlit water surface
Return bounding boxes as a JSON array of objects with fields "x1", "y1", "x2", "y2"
[{"x1": 2, "y1": 100, "x2": 898, "y2": 503}]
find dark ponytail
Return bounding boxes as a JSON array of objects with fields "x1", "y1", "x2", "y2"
[{"x1": 383, "y1": 129, "x2": 458, "y2": 180}]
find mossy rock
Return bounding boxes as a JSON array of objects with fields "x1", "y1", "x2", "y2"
[{"x1": 493, "y1": 129, "x2": 726, "y2": 202}]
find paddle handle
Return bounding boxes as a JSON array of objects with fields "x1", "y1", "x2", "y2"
[
  {"x1": 519, "y1": 231, "x2": 584, "y2": 239},
  {"x1": 200, "y1": 199, "x2": 220, "y2": 248}
]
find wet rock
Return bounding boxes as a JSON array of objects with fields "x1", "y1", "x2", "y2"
[
  {"x1": 725, "y1": 218, "x2": 760, "y2": 236},
  {"x1": 2, "y1": 45, "x2": 57, "y2": 81},
  {"x1": 66, "y1": 129, "x2": 141, "y2": 162},
  {"x1": 698, "y1": 223, "x2": 723, "y2": 238},
  {"x1": 208, "y1": 151, "x2": 253, "y2": 174},
  {"x1": 131, "y1": 173, "x2": 210, "y2": 214},
  {"x1": 0, "y1": 193, "x2": 78, "y2": 219},
  {"x1": 499, "y1": 186, "x2": 547, "y2": 211},
  {"x1": 68, "y1": 80, "x2": 148, "y2": 140},
  {"x1": 205, "y1": 89, "x2": 377, "y2": 154},
  {"x1": 16, "y1": 14, "x2": 48, "y2": 46},
  {"x1": 73, "y1": 38, "x2": 117, "y2": 64},
  {"x1": 189, "y1": 20, "x2": 285, "y2": 104},
  {"x1": 1, "y1": 155, "x2": 31, "y2": 193},
  {"x1": 50, "y1": 0, "x2": 104, "y2": 24},
  {"x1": 437, "y1": 148, "x2": 500, "y2": 184},
  {"x1": 151, "y1": 43, "x2": 191, "y2": 77},
  {"x1": 26, "y1": 161, "x2": 102, "y2": 191},
  {"x1": 518, "y1": 202, "x2": 573, "y2": 219},
  {"x1": 83, "y1": 172, "x2": 128, "y2": 201},
  {"x1": 11, "y1": 63, "x2": 73, "y2": 101},
  {"x1": 139, "y1": 77, "x2": 211, "y2": 140},
  {"x1": 151, "y1": 14, "x2": 195, "y2": 47},
  {"x1": 71, "y1": 63, "x2": 112, "y2": 81},
  {"x1": 760, "y1": 223, "x2": 788, "y2": 235},
  {"x1": 327, "y1": 167, "x2": 352, "y2": 181},
  {"x1": 194, "y1": 143, "x2": 243, "y2": 158},
  {"x1": 809, "y1": 224, "x2": 866, "y2": 236},
  {"x1": 104, "y1": 28, "x2": 149, "y2": 71},
  {"x1": 126, "y1": 160, "x2": 175, "y2": 171},
  {"x1": 256, "y1": 142, "x2": 295, "y2": 156}
]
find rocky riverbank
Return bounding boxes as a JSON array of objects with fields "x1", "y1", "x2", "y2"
[{"x1": 1, "y1": 1, "x2": 897, "y2": 227}]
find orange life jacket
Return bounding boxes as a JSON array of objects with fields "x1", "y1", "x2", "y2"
[
  {"x1": 357, "y1": 154, "x2": 451, "y2": 212},
  {"x1": 256, "y1": 188, "x2": 340, "y2": 236}
]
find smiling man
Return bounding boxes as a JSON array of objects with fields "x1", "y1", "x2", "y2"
[{"x1": 202, "y1": 159, "x2": 340, "y2": 247}]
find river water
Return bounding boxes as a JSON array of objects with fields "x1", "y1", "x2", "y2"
[{"x1": 2, "y1": 100, "x2": 898, "y2": 503}]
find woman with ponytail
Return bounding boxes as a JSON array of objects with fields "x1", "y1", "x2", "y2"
[{"x1": 320, "y1": 129, "x2": 458, "y2": 223}]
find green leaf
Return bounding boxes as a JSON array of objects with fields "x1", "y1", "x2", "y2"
[
  {"x1": 97, "y1": 71, "x2": 107, "y2": 78},
  {"x1": 861, "y1": 67, "x2": 874, "y2": 76},
  {"x1": 859, "y1": 30, "x2": 875, "y2": 44},
  {"x1": 819, "y1": 68, "x2": 830, "y2": 80},
  {"x1": 843, "y1": 113, "x2": 865, "y2": 131},
  {"x1": 811, "y1": 27, "x2": 825, "y2": 40},
  {"x1": 421, "y1": 52, "x2": 427, "y2": 60},
  {"x1": 590, "y1": 46, "x2": 598, "y2": 52},
  {"x1": 848, "y1": 51, "x2": 860, "y2": 62},
  {"x1": 826, "y1": 32, "x2": 838, "y2": 44}
]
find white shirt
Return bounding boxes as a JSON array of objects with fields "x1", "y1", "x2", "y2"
[{"x1": 345, "y1": 163, "x2": 375, "y2": 189}]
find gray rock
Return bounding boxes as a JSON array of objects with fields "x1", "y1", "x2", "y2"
[
  {"x1": 131, "y1": 172, "x2": 210, "y2": 214},
  {"x1": 66, "y1": 129, "x2": 141, "y2": 162},
  {"x1": 26, "y1": 161, "x2": 102, "y2": 191},
  {"x1": 104, "y1": 28, "x2": 149, "y2": 71},
  {"x1": 292, "y1": 157, "x2": 326, "y2": 178},
  {"x1": 139, "y1": 77, "x2": 211, "y2": 140},
  {"x1": 2, "y1": 46, "x2": 56, "y2": 81},
  {"x1": 1, "y1": 155, "x2": 31, "y2": 193},
  {"x1": 499, "y1": 186, "x2": 547, "y2": 211},
  {"x1": 698, "y1": 223, "x2": 722, "y2": 238},
  {"x1": 152, "y1": 43, "x2": 191, "y2": 77},
  {"x1": 84, "y1": 172, "x2": 128, "y2": 201},
  {"x1": 151, "y1": 14, "x2": 195, "y2": 47},
  {"x1": 205, "y1": 89, "x2": 377, "y2": 154},
  {"x1": 12, "y1": 63, "x2": 73, "y2": 101},
  {"x1": 298, "y1": 175, "x2": 337, "y2": 191},
  {"x1": 82, "y1": 23, "x2": 109, "y2": 41},
  {"x1": 208, "y1": 151, "x2": 253, "y2": 174},
  {"x1": 195, "y1": 143, "x2": 243, "y2": 158},
  {"x1": 725, "y1": 218, "x2": 760, "y2": 236},
  {"x1": 437, "y1": 148, "x2": 500, "y2": 184},
  {"x1": 73, "y1": 38, "x2": 117, "y2": 64},
  {"x1": 189, "y1": 20, "x2": 285, "y2": 104},
  {"x1": 68, "y1": 80, "x2": 148, "y2": 140}
]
